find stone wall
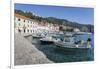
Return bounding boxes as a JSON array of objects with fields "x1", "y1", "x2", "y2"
[{"x1": 14, "y1": 33, "x2": 52, "y2": 65}]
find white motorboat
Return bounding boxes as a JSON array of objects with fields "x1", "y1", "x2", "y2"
[
  {"x1": 54, "y1": 32, "x2": 92, "y2": 50},
  {"x1": 32, "y1": 33, "x2": 45, "y2": 38},
  {"x1": 40, "y1": 36, "x2": 55, "y2": 44}
]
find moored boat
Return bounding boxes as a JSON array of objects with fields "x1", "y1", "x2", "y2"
[
  {"x1": 32, "y1": 33, "x2": 45, "y2": 38},
  {"x1": 40, "y1": 36, "x2": 55, "y2": 44},
  {"x1": 54, "y1": 32, "x2": 92, "y2": 51}
]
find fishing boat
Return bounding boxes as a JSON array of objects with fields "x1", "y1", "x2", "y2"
[
  {"x1": 54, "y1": 32, "x2": 92, "y2": 51},
  {"x1": 32, "y1": 33, "x2": 45, "y2": 38},
  {"x1": 39, "y1": 32, "x2": 61, "y2": 44},
  {"x1": 40, "y1": 36, "x2": 55, "y2": 44}
]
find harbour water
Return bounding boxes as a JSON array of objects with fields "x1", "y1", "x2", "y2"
[{"x1": 32, "y1": 33, "x2": 94, "y2": 63}]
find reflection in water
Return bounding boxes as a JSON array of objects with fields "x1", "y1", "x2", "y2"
[{"x1": 32, "y1": 34, "x2": 94, "y2": 63}]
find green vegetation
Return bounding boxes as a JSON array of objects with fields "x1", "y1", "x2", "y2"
[{"x1": 15, "y1": 9, "x2": 94, "y2": 33}]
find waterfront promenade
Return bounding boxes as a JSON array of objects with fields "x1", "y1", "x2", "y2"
[{"x1": 14, "y1": 33, "x2": 52, "y2": 65}]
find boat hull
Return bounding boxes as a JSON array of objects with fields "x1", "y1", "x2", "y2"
[
  {"x1": 55, "y1": 44, "x2": 91, "y2": 54},
  {"x1": 40, "y1": 40, "x2": 54, "y2": 45}
]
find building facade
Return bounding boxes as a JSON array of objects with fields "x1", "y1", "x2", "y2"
[{"x1": 14, "y1": 13, "x2": 59, "y2": 35}]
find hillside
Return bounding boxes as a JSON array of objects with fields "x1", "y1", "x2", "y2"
[{"x1": 15, "y1": 9, "x2": 94, "y2": 33}]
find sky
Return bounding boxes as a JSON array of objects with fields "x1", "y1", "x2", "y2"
[{"x1": 15, "y1": 3, "x2": 94, "y2": 25}]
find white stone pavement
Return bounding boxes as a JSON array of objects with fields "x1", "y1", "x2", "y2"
[{"x1": 14, "y1": 33, "x2": 52, "y2": 65}]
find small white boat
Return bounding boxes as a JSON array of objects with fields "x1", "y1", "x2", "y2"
[
  {"x1": 40, "y1": 36, "x2": 55, "y2": 44},
  {"x1": 54, "y1": 32, "x2": 92, "y2": 50},
  {"x1": 55, "y1": 41, "x2": 91, "y2": 49},
  {"x1": 32, "y1": 33, "x2": 45, "y2": 38}
]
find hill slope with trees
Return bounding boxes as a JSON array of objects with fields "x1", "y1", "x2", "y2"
[{"x1": 15, "y1": 9, "x2": 94, "y2": 33}]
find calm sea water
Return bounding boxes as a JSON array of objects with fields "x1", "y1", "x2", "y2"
[{"x1": 32, "y1": 34, "x2": 94, "y2": 63}]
